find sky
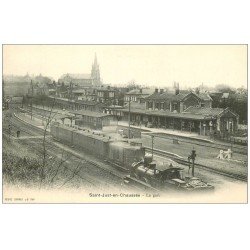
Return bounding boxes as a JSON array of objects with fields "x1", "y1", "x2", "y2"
[{"x1": 3, "y1": 45, "x2": 247, "y2": 88}]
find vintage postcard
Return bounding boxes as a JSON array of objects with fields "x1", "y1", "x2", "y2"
[{"x1": 2, "y1": 44, "x2": 248, "y2": 203}]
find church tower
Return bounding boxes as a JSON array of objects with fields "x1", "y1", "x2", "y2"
[{"x1": 91, "y1": 53, "x2": 101, "y2": 86}]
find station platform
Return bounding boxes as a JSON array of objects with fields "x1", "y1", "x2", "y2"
[{"x1": 117, "y1": 121, "x2": 214, "y2": 143}]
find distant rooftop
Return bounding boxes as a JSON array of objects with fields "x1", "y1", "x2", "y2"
[
  {"x1": 60, "y1": 73, "x2": 92, "y2": 80},
  {"x1": 126, "y1": 88, "x2": 154, "y2": 95}
]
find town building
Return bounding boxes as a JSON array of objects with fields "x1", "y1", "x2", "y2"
[
  {"x1": 96, "y1": 86, "x2": 116, "y2": 104},
  {"x1": 124, "y1": 88, "x2": 155, "y2": 104},
  {"x1": 116, "y1": 88, "x2": 238, "y2": 135},
  {"x1": 47, "y1": 96, "x2": 105, "y2": 113},
  {"x1": 3, "y1": 74, "x2": 32, "y2": 96},
  {"x1": 145, "y1": 88, "x2": 212, "y2": 113}
]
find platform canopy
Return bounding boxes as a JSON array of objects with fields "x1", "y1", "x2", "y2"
[{"x1": 71, "y1": 110, "x2": 111, "y2": 118}]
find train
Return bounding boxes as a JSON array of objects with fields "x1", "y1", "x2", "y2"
[
  {"x1": 127, "y1": 154, "x2": 214, "y2": 192},
  {"x1": 50, "y1": 123, "x2": 214, "y2": 192},
  {"x1": 50, "y1": 123, "x2": 145, "y2": 169}
]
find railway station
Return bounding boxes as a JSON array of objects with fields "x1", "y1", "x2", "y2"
[{"x1": 119, "y1": 104, "x2": 239, "y2": 136}]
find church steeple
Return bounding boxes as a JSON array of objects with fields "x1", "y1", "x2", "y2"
[
  {"x1": 94, "y1": 53, "x2": 98, "y2": 67},
  {"x1": 91, "y1": 53, "x2": 101, "y2": 86}
]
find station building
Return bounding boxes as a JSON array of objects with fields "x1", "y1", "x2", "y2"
[
  {"x1": 72, "y1": 109, "x2": 113, "y2": 130},
  {"x1": 47, "y1": 96, "x2": 104, "y2": 112},
  {"x1": 114, "y1": 89, "x2": 239, "y2": 135}
]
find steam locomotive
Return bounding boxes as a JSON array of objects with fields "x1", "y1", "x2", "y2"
[{"x1": 128, "y1": 154, "x2": 214, "y2": 192}]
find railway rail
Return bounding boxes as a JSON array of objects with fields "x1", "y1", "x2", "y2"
[
  {"x1": 145, "y1": 147, "x2": 247, "y2": 182},
  {"x1": 3, "y1": 111, "x2": 247, "y2": 191},
  {"x1": 145, "y1": 133, "x2": 247, "y2": 155},
  {"x1": 3, "y1": 115, "x2": 156, "y2": 192}
]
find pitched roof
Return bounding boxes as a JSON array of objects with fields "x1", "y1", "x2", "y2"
[
  {"x1": 95, "y1": 86, "x2": 115, "y2": 91},
  {"x1": 72, "y1": 89, "x2": 86, "y2": 93},
  {"x1": 145, "y1": 91, "x2": 212, "y2": 102},
  {"x1": 60, "y1": 74, "x2": 92, "y2": 80},
  {"x1": 123, "y1": 102, "x2": 146, "y2": 110},
  {"x1": 184, "y1": 106, "x2": 224, "y2": 116},
  {"x1": 119, "y1": 107, "x2": 213, "y2": 120},
  {"x1": 196, "y1": 92, "x2": 212, "y2": 101},
  {"x1": 221, "y1": 93, "x2": 230, "y2": 99},
  {"x1": 126, "y1": 88, "x2": 154, "y2": 95}
]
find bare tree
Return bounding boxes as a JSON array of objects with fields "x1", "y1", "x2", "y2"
[
  {"x1": 39, "y1": 97, "x2": 57, "y2": 187},
  {"x1": 59, "y1": 161, "x2": 82, "y2": 188}
]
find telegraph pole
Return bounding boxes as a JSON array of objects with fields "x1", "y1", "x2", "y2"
[
  {"x1": 128, "y1": 95, "x2": 131, "y2": 139},
  {"x1": 151, "y1": 135, "x2": 154, "y2": 160},
  {"x1": 188, "y1": 148, "x2": 196, "y2": 177}
]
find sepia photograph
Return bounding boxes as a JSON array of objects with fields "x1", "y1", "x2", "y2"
[{"x1": 2, "y1": 44, "x2": 248, "y2": 203}]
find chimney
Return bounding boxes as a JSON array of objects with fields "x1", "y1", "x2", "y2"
[
  {"x1": 139, "y1": 88, "x2": 142, "y2": 93},
  {"x1": 155, "y1": 88, "x2": 158, "y2": 93},
  {"x1": 160, "y1": 89, "x2": 164, "y2": 94},
  {"x1": 175, "y1": 82, "x2": 180, "y2": 95}
]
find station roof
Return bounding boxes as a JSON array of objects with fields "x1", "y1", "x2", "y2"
[
  {"x1": 55, "y1": 114, "x2": 75, "y2": 120},
  {"x1": 71, "y1": 110, "x2": 111, "y2": 118},
  {"x1": 120, "y1": 107, "x2": 215, "y2": 120},
  {"x1": 184, "y1": 107, "x2": 224, "y2": 116}
]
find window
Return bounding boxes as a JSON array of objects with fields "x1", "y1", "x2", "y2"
[
  {"x1": 201, "y1": 103, "x2": 205, "y2": 108},
  {"x1": 109, "y1": 92, "x2": 114, "y2": 98},
  {"x1": 148, "y1": 102, "x2": 153, "y2": 109}
]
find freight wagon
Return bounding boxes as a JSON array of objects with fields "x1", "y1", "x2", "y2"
[{"x1": 50, "y1": 123, "x2": 145, "y2": 169}]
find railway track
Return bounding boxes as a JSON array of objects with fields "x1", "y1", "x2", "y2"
[
  {"x1": 3, "y1": 114, "x2": 157, "y2": 192},
  {"x1": 145, "y1": 147, "x2": 247, "y2": 182},
  {"x1": 146, "y1": 133, "x2": 247, "y2": 155},
  {"x1": 18, "y1": 107, "x2": 248, "y2": 155},
  {"x1": 5, "y1": 111, "x2": 247, "y2": 191}
]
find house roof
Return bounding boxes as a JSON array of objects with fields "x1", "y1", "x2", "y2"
[
  {"x1": 60, "y1": 74, "x2": 92, "y2": 80},
  {"x1": 48, "y1": 96, "x2": 102, "y2": 107},
  {"x1": 145, "y1": 91, "x2": 212, "y2": 102},
  {"x1": 221, "y1": 93, "x2": 230, "y2": 99},
  {"x1": 184, "y1": 107, "x2": 224, "y2": 116},
  {"x1": 124, "y1": 102, "x2": 146, "y2": 110},
  {"x1": 126, "y1": 88, "x2": 154, "y2": 95},
  {"x1": 72, "y1": 89, "x2": 86, "y2": 94},
  {"x1": 96, "y1": 87, "x2": 115, "y2": 92},
  {"x1": 196, "y1": 92, "x2": 213, "y2": 101}
]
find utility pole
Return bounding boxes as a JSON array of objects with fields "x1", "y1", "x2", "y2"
[
  {"x1": 188, "y1": 148, "x2": 196, "y2": 177},
  {"x1": 128, "y1": 95, "x2": 131, "y2": 139},
  {"x1": 151, "y1": 135, "x2": 154, "y2": 160}
]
